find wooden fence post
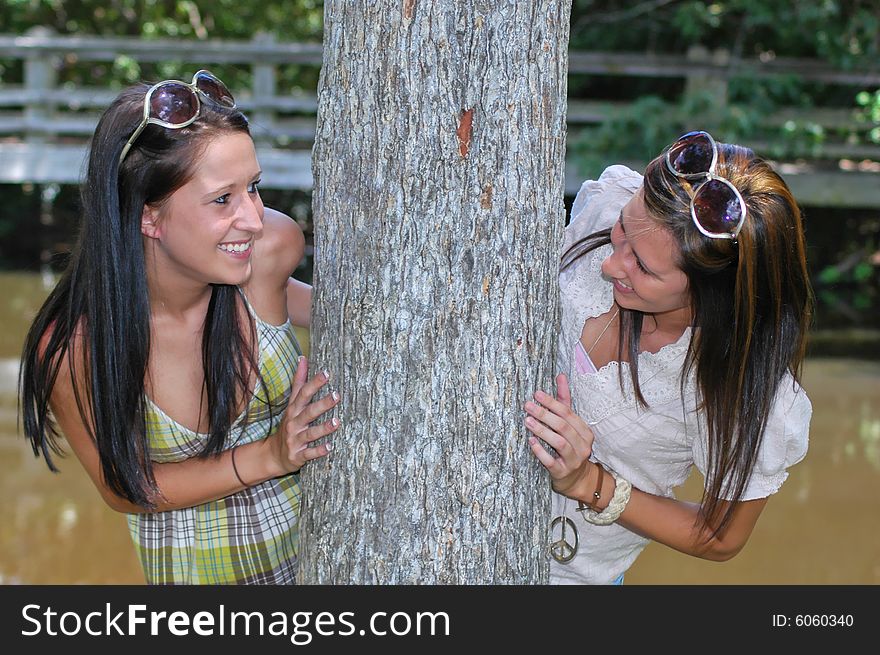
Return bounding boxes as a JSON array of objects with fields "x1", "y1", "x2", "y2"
[
  {"x1": 250, "y1": 31, "x2": 277, "y2": 145},
  {"x1": 23, "y1": 26, "x2": 58, "y2": 144},
  {"x1": 684, "y1": 45, "x2": 729, "y2": 108}
]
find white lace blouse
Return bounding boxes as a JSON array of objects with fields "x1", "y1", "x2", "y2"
[{"x1": 550, "y1": 165, "x2": 812, "y2": 585}]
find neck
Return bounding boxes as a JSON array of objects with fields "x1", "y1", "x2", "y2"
[
  {"x1": 644, "y1": 304, "x2": 692, "y2": 341},
  {"x1": 144, "y1": 246, "x2": 214, "y2": 321}
]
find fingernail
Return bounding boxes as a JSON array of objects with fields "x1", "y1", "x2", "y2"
[
  {"x1": 525, "y1": 417, "x2": 535, "y2": 426},
  {"x1": 331, "y1": 417, "x2": 340, "y2": 427},
  {"x1": 325, "y1": 443, "x2": 333, "y2": 452},
  {"x1": 322, "y1": 369, "x2": 331, "y2": 380},
  {"x1": 298, "y1": 355, "x2": 305, "y2": 364},
  {"x1": 331, "y1": 390, "x2": 340, "y2": 402}
]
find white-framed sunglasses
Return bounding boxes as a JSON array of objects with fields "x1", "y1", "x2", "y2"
[
  {"x1": 665, "y1": 130, "x2": 748, "y2": 240},
  {"x1": 119, "y1": 70, "x2": 236, "y2": 164}
]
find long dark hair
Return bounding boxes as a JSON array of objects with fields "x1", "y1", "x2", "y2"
[
  {"x1": 562, "y1": 141, "x2": 813, "y2": 536},
  {"x1": 19, "y1": 83, "x2": 263, "y2": 508}
]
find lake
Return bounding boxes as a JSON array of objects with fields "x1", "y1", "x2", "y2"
[{"x1": 1, "y1": 271, "x2": 877, "y2": 584}]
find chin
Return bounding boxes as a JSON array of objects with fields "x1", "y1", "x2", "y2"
[
  {"x1": 613, "y1": 292, "x2": 652, "y2": 315},
  {"x1": 212, "y1": 265, "x2": 252, "y2": 288},
  {"x1": 611, "y1": 288, "x2": 634, "y2": 307}
]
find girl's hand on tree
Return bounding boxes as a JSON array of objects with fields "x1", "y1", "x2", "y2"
[
  {"x1": 525, "y1": 373, "x2": 595, "y2": 499},
  {"x1": 272, "y1": 356, "x2": 340, "y2": 474}
]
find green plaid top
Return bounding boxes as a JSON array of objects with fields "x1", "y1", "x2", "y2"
[{"x1": 127, "y1": 292, "x2": 303, "y2": 584}]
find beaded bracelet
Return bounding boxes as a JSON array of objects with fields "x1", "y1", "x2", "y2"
[{"x1": 576, "y1": 469, "x2": 632, "y2": 526}]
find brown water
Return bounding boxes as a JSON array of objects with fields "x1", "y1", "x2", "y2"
[
  {"x1": 1, "y1": 272, "x2": 878, "y2": 584},
  {"x1": 627, "y1": 357, "x2": 880, "y2": 584}
]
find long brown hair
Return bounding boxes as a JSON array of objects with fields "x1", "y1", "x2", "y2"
[{"x1": 563, "y1": 141, "x2": 813, "y2": 536}]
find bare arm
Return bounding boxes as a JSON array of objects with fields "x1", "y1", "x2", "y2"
[
  {"x1": 49, "y1": 342, "x2": 337, "y2": 514},
  {"x1": 606, "y1": 480, "x2": 765, "y2": 561},
  {"x1": 286, "y1": 278, "x2": 312, "y2": 329},
  {"x1": 246, "y1": 207, "x2": 312, "y2": 328},
  {"x1": 526, "y1": 374, "x2": 766, "y2": 561}
]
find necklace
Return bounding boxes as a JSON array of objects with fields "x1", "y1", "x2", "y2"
[
  {"x1": 586, "y1": 306, "x2": 620, "y2": 355},
  {"x1": 549, "y1": 514, "x2": 578, "y2": 563},
  {"x1": 548, "y1": 306, "x2": 619, "y2": 565}
]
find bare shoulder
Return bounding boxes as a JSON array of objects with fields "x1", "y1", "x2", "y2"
[
  {"x1": 244, "y1": 207, "x2": 305, "y2": 320},
  {"x1": 254, "y1": 207, "x2": 305, "y2": 285}
]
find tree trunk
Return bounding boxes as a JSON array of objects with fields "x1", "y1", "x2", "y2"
[{"x1": 299, "y1": 0, "x2": 571, "y2": 584}]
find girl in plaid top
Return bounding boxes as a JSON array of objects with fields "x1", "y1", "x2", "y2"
[{"x1": 20, "y1": 73, "x2": 339, "y2": 584}]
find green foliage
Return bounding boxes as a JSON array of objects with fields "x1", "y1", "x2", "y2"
[
  {"x1": 810, "y1": 207, "x2": 880, "y2": 330},
  {"x1": 571, "y1": 1, "x2": 878, "y2": 66},
  {"x1": 567, "y1": 1, "x2": 879, "y2": 170},
  {"x1": 727, "y1": 73, "x2": 813, "y2": 112},
  {"x1": 0, "y1": 1, "x2": 325, "y2": 92},
  {"x1": 856, "y1": 90, "x2": 880, "y2": 144},
  {"x1": 569, "y1": 90, "x2": 832, "y2": 178},
  {"x1": 572, "y1": 98, "x2": 673, "y2": 177},
  {"x1": 1, "y1": 0, "x2": 323, "y2": 41}
]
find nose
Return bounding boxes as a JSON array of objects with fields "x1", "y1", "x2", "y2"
[
  {"x1": 235, "y1": 195, "x2": 263, "y2": 234},
  {"x1": 601, "y1": 253, "x2": 620, "y2": 279},
  {"x1": 601, "y1": 237, "x2": 625, "y2": 279}
]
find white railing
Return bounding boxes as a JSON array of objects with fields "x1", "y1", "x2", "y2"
[{"x1": 1, "y1": 27, "x2": 878, "y2": 205}]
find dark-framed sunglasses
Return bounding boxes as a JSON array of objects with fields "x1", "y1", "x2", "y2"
[
  {"x1": 119, "y1": 70, "x2": 236, "y2": 164},
  {"x1": 665, "y1": 130, "x2": 747, "y2": 240}
]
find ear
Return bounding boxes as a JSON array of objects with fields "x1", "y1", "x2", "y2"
[{"x1": 141, "y1": 205, "x2": 161, "y2": 239}]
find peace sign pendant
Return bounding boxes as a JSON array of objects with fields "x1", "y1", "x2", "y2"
[{"x1": 549, "y1": 515, "x2": 578, "y2": 563}]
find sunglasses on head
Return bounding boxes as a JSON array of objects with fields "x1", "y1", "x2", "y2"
[
  {"x1": 118, "y1": 70, "x2": 236, "y2": 164},
  {"x1": 664, "y1": 130, "x2": 747, "y2": 240}
]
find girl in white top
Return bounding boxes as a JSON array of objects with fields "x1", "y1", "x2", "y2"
[{"x1": 524, "y1": 132, "x2": 812, "y2": 584}]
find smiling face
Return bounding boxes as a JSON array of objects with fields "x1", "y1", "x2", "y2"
[
  {"x1": 600, "y1": 187, "x2": 692, "y2": 326},
  {"x1": 141, "y1": 131, "x2": 264, "y2": 288}
]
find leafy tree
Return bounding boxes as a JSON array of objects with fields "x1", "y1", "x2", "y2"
[
  {"x1": 1, "y1": 1, "x2": 325, "y2": 91},
  {"x1": 565, "y1": 1, "x2": 879, "y2": 170}
]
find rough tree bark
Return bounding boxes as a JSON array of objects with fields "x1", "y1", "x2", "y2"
[{"x1": 299, "y1": 0, "x2": 571, "y2": 584}]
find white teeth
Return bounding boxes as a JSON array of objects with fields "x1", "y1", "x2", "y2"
[
  {"x1": 219, "y1": 241, "x2": 251, "y2": 253},
  {"x1": 618, "y1": 279, "x2": 633, "y2": 290}
]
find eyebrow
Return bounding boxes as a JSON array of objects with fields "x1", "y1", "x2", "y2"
[
  {"x1": 203, "y1": 171, "x2": 262, "y2": 198},
  {"x1": 618, "y1": 210, "x2": 655, "y2": 275}
]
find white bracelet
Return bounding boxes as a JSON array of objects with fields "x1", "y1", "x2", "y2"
[{"x1": 576, "y1": 470, "x2": 632, "y2": 526}]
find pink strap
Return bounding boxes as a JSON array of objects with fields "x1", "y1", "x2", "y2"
[{"x1": 575, "y1": 341, "x2": 598, "y2": 375}]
